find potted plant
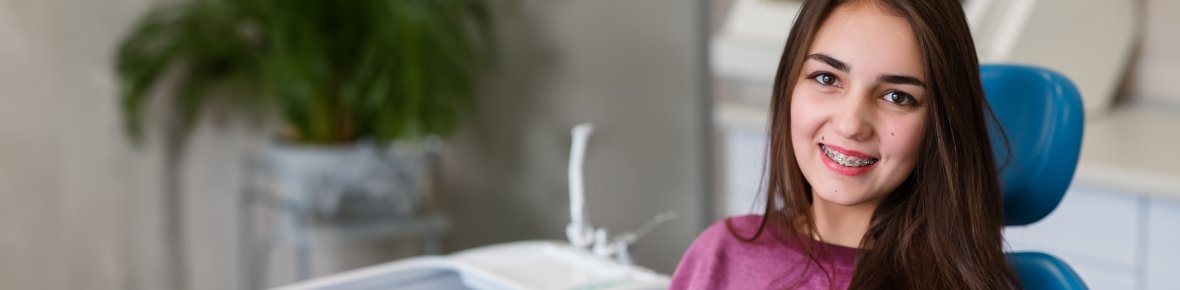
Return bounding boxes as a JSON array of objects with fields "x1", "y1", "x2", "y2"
[
  {"x1": 118, "y1": 0, "x2": 495, "y2": 143},
  {"x1": 115, "y1": 0, "x2": 496, "y2": 286},
  {"x1": 118, "y1": 0, "x2": 496, "y2": 214}
]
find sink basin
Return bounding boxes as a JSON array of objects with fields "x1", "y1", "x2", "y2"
[
  {"x1": 273, "y1": 241, "x2": 671, "y2": 290},
  {"x1": 273, "y1": 257, "x2": 483, "y2": 290},
  {"x1": 312, "y1": 266, "x2": 472, "y2": 290}
]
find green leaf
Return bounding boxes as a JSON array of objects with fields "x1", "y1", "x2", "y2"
[{"x1": 114, "y1": 0, "x2": 502, "y2": 146}]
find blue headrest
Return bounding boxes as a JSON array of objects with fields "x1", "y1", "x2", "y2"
[
  {"x1": 980, "y1": 65, "x2": 1085, "y2": 226},
  {"x1": 1007, "y1": 252, "x2": 1089, "y2": 289}
]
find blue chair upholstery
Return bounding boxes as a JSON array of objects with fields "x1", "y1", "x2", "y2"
[
  {"x1": 1007, "y1": 252, "x2": 1089, "y2": 290},
  {"x1": 981, "y1": 65, "x2": 1085, "y2": 226},
  {"x1": 981, "y1": 64, "x2": 1087, "y2": 289}
]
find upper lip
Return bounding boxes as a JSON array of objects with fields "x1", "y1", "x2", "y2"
[{"x1": 821, "y1": 143, "x2": 878, "y2": 159}]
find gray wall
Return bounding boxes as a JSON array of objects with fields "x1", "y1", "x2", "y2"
[
  {"x1": 438, "y1": 0, "x2": 711, "y2": 274},
  {"x1": 1127, "y1": 0, "x2": 1180, "y2": 105},
  {"x1": 0, "y1": 0, "x2": 145, "y2": 289}
]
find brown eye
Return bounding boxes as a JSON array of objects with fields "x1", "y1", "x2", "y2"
[
  {"x1": 883, "y1": 90, "x2": 917, "y2": 106},
  {"x1": 810, "y1": 72, "x2": 839, "y2": 87}
]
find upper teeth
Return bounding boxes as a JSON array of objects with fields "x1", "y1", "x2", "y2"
[{"x1": 822, "y1": 144, "x2": 878, "y2": 167}]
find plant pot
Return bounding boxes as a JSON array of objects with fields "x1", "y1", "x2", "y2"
[{"x1": 258, "y1": 139, "x2": 438, "y2": 224}]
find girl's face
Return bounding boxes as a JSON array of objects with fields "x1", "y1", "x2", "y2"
[{"x1": 791, "y1": 3, "x2": 928, "y2": 208}]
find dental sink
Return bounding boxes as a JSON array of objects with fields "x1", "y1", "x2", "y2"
[
  {"x1": 297, "y1": 260, "x2": 474, "y2": 290},
  {"x1": 273, "y1": 241, "x2": 671, "y2": 290},
  {"x1": 277, "y1": 125, "x2": 673, "y2": 290}
]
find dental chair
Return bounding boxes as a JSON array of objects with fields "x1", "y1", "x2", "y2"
[{"x1": 982, "y1": 64, "x2": 1088, "y2": 289}]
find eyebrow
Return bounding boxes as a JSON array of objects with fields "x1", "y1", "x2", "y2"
[
  {"x1": 806, "y1": 53, "x2": 927, "y2": 88},
  {"x1": 808, "y1": 53, "x2": 848, "y2": 72},
  {"x1": 879, "y1": 74, "x2": 926, "y2": 88}
]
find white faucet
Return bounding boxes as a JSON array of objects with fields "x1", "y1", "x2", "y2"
[
  {"x1": 564, "y1": 123, "x2": 676, "y2": 265},
  {"x1": 566, "y1": 123, "x2": 596, "y2": 250}
]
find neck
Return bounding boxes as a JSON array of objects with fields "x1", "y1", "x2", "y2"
[{"x1": 810, "y1": 195, "x2": 879, "y2": 249}]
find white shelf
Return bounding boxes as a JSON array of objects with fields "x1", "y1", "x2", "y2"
[
  {"x1": 1075, "y1": 104, "x2": 1180, "y2": 200},
  {"x1": 709, "y1": 0, "x2": 801, "y2": 87}
]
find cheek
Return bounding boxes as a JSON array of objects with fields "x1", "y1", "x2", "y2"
[
  {"x1": 789, "y1": 91, "x2": 824, "y2": 143},
  {"x1": 882, "y1": 117, "x2": 925, "y2": 166}
]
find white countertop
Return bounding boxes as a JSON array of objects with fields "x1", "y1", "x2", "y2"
[
  {"x1": 1074, "y1": 103, "x2": 1180, "y2": 200},
  {"x1": 275, "y1": 240, "x2": 670, "y2": 290}
]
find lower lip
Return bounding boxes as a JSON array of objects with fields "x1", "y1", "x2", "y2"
[{"x1": 820, "y1": 147, "x2": 876, "y2": 177}]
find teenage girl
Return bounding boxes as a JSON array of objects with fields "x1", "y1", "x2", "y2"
[{"x1": 671, "y1": 0, "x2": 1019, "y2": 289}]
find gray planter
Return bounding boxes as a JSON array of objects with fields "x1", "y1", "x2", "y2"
[
  {"x1": 259, "y1": 139, "x2": 439, "y2": 224},
  {"x1": 240, "y1": 138, "x2": 448, "y2": 288}
]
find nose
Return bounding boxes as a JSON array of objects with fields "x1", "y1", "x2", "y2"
[{"x1": 832, "y1": 91, "x2": 874, "y2": 141}]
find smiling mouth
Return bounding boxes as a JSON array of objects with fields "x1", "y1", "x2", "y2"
[{"x1": 820, "y1": 144, "x2": 879, "y2": 167}]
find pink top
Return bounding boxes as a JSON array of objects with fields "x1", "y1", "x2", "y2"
[{"x1": 670, "y1": 215, "x2": 859, "y2": 290}]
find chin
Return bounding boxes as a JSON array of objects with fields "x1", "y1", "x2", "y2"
[{"x1": 812, "y1": 185, "x2": 879, "y2": 207}]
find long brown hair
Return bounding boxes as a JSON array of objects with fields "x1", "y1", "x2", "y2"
[{"x1": 728, "y1": 0, "x2": 1019, "y2": 289}]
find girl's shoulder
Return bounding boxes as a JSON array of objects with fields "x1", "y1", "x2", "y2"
[
  {"x1": 694, "y1": 214, "x2": 769, "y2": 246},
  {"x1": 669, "y1": 215, "x2": 783, "y2": 289},
  {"x1": 669, "y1": 215, "x2": 858, "y2": 289}
]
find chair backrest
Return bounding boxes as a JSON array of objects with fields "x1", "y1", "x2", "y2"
[
  {"x1": 1006, "y1": 252, "x2": 1090, "y2": 289},
  {"x1": 981, "y1": 64, "x2": 1088, "y2": 290},
  {"x1": 981, "y1": 64, "x2": 1085, "y2": 226}
]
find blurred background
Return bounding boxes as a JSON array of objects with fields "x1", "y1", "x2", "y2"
[{"x1": 0, "y1": 0, "x2": 1178, "y2": 289}]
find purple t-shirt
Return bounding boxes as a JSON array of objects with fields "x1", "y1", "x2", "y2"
[{"x1": 670, "y1": 215, "x2": 859, "y2": 289}]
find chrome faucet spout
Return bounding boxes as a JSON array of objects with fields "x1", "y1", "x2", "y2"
[{"x1": 566, "y1": 123, "x2": 596, "y2": 249}]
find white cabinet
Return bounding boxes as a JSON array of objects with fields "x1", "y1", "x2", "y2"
[
  {"x1": 1003, "y1": 185, "x2": 1142, "y2": 289},
  {"x1": 1001, "y1": 182, "x2": 1180, "y2": 290},
  {"x1": 1146, "y1": 199, "x2": 1180, "y2": 290},
  {"x1": 718, "y1": 127, "x2": 767, "y2": 217},
  {"x1": 1005, "y1": 186, "x2": 1140, "y2": 266}
]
